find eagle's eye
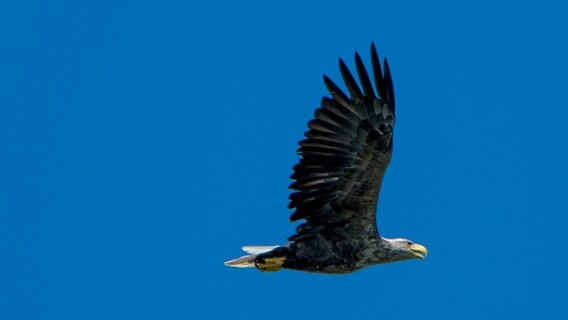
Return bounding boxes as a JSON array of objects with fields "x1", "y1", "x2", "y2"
[{"x1": 406, "y1": 241, "x2": 413, "y2": 246}]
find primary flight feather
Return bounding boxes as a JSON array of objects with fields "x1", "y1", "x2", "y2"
[{"x1": 225, "y1": 43, "x2": 427, "y2": 274}]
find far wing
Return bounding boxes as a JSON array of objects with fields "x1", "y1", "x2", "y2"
[{"x1": 288, "y1": 43, "x2": 395, "y2": 242}]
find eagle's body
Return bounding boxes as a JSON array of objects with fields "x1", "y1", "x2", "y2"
[{"x1": 225, "y1": 44, "x2": 427, "y2": 274}]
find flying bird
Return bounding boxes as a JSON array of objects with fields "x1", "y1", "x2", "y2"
[{"x1": 225, "y1": 44, "x2": 427, "y2": 274}]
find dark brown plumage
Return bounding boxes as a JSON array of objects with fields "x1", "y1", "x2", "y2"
[{"x1": 225, "y1": 44, "x2": 427, "y2": 274}]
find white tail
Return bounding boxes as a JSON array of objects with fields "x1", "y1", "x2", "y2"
[{"x1": 224, "y1": 246, "x2": 278, "y2": 268}]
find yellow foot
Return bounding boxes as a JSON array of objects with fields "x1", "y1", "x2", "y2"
[{"x1": 255, "y1": 256, "x2": 286, "y2": 272}]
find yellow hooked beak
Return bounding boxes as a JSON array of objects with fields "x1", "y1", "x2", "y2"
[{"x1": 409, "y1": 243, "x2": 428, "y2": 260}]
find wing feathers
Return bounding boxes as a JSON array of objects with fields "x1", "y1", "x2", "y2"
[
  {"x1": 371, "y1": 43, "x2": 387, "y2": 103},
  {"x1": 354, "y1": 52, "x2": 375, "y2": 98},
  {"x1": 321, "y1": 98, "x2": 360, "y2": 125},
  {"x1": 288, "y1": 44, "x2": 396, "y2": 244},
  {"x1": 323, "y1": 75, "x2": 350, "y2": 107},
  {"x1": 383, "y1": 58, "x2": 395, "y2": 110},
  {"x1": 315, "y1": 108, "x2": 357, "y2": 131},
  {"x1": 339, "y1": 58, "x2": 363, "y2": 100}
]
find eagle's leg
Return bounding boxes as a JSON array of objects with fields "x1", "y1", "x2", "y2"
[{"x1": 255, "y1": 247, "x2": 289, "y2": 272}]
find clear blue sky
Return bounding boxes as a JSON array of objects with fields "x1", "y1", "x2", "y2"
[{"x1": 1, "y1": 1, "x2": 567, "y2": 319}]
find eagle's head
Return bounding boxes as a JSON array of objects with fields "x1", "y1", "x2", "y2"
[{"x1": 381, "y1": 238, "x2": 428, "y2": 262}]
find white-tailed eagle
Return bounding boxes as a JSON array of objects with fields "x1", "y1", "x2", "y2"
[{"x1": 225, "y1": 44, "x2": 427, "y2": 273}]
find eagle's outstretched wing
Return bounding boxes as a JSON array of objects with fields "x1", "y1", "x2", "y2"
[{"x1": 288, "y1": 43, "x2": 395, "y2": 243}]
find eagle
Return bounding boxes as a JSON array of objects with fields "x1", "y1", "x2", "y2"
[{"x1": 225, "y1": 44, "x2": 427, "y2": 274}]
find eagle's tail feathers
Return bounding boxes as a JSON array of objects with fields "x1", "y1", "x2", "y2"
[
  {"x1": 224, "y1": 254, "x2": 256, "y2": 268},
  {"x1": 224, "y1": 245, "x2": 284, "y2": 270},
  {"x1": 242, "y1": 245, "x2": 279, "y2": 255}
]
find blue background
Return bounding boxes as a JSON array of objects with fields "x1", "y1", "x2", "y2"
[{"x1": 1, "y1": 1, "x2": 567, "y2": 319}]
